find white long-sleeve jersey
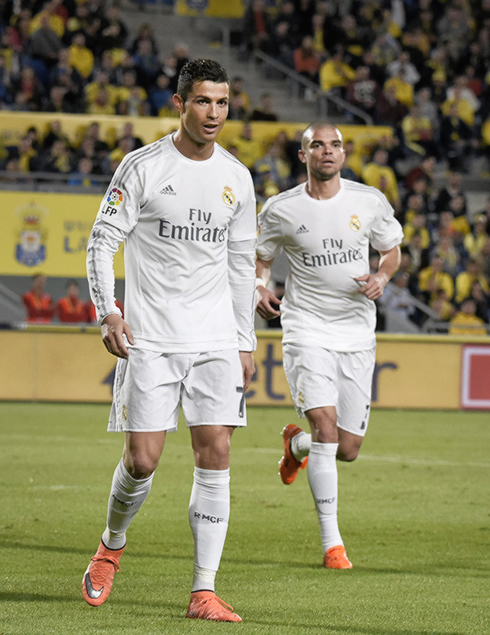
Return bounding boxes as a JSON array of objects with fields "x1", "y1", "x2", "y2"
[{"x1": 87, "y1": 134, "x2": 257, "y2": 353}]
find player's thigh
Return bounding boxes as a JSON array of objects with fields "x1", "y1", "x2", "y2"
[
  {"x1": 182, "y1": 349, "x2": 247, "y2": 427},
  {"x1": 336, "y1": 348, "x2": 375, "y2": 438},
  {"x1": 283, "y1": 343, "x2": 340, "y2": 416},
  {"x1": 109, "y1": 348, "x2": 185, "y2": 433}
]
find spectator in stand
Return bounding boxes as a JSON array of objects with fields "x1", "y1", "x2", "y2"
[
  {"x1": 57, "y1": 279, "x2": 89, "y2": 322},
  {"x1": 401, "y1": 104, "x2": 438, "y2": 158},
  {"x1": 418, "y1": 255, "x2": 455, "y2": 304},
  {"x1": 68, "y1": 157, "x2": 98, "y2": 187},
  {"x1": 403, "y1": 212, "x2": 431, "y2": 250},
  {"x1": 11, "y1": 65, "x2": 44, "y2": 111},
  {"x1": 130, "y1": 23, "x2": 159, "y2": 57},
  {"x1": 379, "y1": 271, "x2": 416, "y2": 323},
  {"x1": 172, "y1": 42, "x2": 190, "y2": 75},
  {"x1": 267, "y1": 20, "x2": 294, "y2": 68},
  {"x1": 116, "y1": 69, "x2": 147, "y2": 116},
  {"x1": 75, "y1": 137, "x2": 103, "y2": 175},
  {"x1": 149, "y1": 73, "x2": 173, "y2": 116},
  {"x1": 319, "y1": 45, "x2": 355, "y2": 97},
  {"x1": 99, "y1": 4, "x2": 128, "y2": 52},
  {"x1": 133, "y1": 38, "x2": 161, "y2": 92},
  {"x1": 117, "y1": 122, "x2": 144, "y2": 152},
  {"x1": 362, "y1": 147, "x2": 400, "y2": 212},
  {"x1": 87, "y1": 86, "x2": 116, "y2": 115},
  {"x1": 254, "y1": 141, "x2": 291, "y2": 191},
  {"x1": 28, "y1": 12, "x2": 63, "y2": 71},
  {"x1": 406, "y1": 231, "x2": 430, "y2": 273},
  {"x1": 249, "y1": 92, "x2": 279, "y2": 121},
  {"x1": 273, "y1": 0, "x2": 303, "y2": 49},
  {"x1": 293, "y1": 35, "x2": 321, "y2": 85},
  {"x1": 383, "y1": 67, "x2": 414, "y2": 109},
  {"x1": 346, "y1": 66, "x2": 380, "y2": 121},
  {"x1": 415, "y1": 87, "x2": 440, "y2": 134},
  {"x1": 29, "y1": 1, "x2": 65, "y2": 40},
  {"x1": 434, "y1": 172, "x2": 468, "y2": 217},
  {"x1": 375, "y1": 83, "x2": 408, "y2": 125},
  {"x1": 387, "y1": 50, "x2": 420, "y2": 87},
  {"x1": 68, "y1": 31, "x2": 94, "y2": 80},
  {"x1": 464, "y1": 214, "x2": 489, "y2": 260},
  {"x1": 439, "y1": 102, "x2": 476, "y2": 172},
  {"x1": 455, "y1": 259, "x2": 490, "y2": 305},
  {"x1": 449, "y1": 298, "x2": 487, "y2": 335},
  {"x1": 39, "y1": 138, "x2": 73, "y2": 174},
  {"x1": 241, "y1": 0, "x2": 272, "y2": 56},
  {"x1": 22, "y1": 273, "x2": 55, "y2": 323},
  {"x1": 85, "y1": 70, "x2": 118, "y2": 111},
  {"x1": 468, "y1": 280, "x2": 490, "y2": 323},
  {"x1": 431, "y1": 234, "x2": 461, "y2": 278},
  {"x1": 405, "y1": 155, "x2": 436, "y2": 193}
]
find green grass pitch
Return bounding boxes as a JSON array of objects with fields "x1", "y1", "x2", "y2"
[{"x1": 1, "y1": 403, "x2": 489, "y2": 635}]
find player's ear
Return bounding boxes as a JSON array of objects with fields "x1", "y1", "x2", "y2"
[
  {"x1": 298, "y1": 149, "x2": 306, "y2": 164},
  {"x1": 173, "y1": 93, "x2": 185, "y2": 114}
]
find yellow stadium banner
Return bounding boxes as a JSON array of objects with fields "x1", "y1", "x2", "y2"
[
  {"x1": 1, "y1": 330, "x2": 488, "y2": 410},
  {"x1": 175, "y1": 0, "x2": 245, "y2": 18},
  {"x1": 1, "y1": 191, "x2": 124, "y2": 278}
]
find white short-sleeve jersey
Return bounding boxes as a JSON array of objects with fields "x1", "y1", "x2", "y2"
[
  {"x1": 90, "y1": 134, "x2": 257, "y2": 353},
  {"x1": 257, "y1": 179, "x2": 403, "y2": 352}
]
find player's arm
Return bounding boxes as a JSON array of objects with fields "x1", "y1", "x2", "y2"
[
  {"x1": 255, "y1": 256, "x2": 283, "y2": 319},
  {"x1": 86, "y1": 219, "x2": 134, "y2": 358},
  {"x1": 355, "y1": 244, "x2": 401, "y2": 301}
]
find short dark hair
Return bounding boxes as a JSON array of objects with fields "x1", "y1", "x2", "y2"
[{"x1": 177, "y1": 58, "x2": 228, "y2": 102}]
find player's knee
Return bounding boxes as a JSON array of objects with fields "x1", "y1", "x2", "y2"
[
  {"x1": 337, "y1": 446, "x2": 359, "y2": 462},
  {"x1": 124, "y1": 452, "x2": 159, "y2": 479}
]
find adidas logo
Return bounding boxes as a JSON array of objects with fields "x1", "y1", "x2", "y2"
[
  {"x1": 296, "y1": 225, "x2": 309, "y2": 234},
  {"x1": 160, "y1": 184, "x2": 177, "y2": 195}
]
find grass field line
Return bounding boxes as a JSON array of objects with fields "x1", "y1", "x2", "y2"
[{"x1": 248, "y1": 447, "x2": 490, "y2": 469}]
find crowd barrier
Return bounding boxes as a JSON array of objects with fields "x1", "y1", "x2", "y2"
[
  {"x1": 1, "y1": 329, "x2": 489, "y2": 410},
  {"x1": 0, "y1": 111, "x2": 393, "y2": 159}
]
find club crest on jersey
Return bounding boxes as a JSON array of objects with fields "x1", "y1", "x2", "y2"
[
  {"x1": 222, "y1": 186, "x2": 235, "y2": 206},
  {"x1": 349, "y1": 215, "x2": 361, "y2": 232},
  {"x1": 122, "y1": 405, "x2": 128, "y2": 422},
  {"x1": 107, "y1": 188, "x2": 123, "y2": 207}
]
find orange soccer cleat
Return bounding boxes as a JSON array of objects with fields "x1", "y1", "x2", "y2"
[
  {"x1": 82, "y1": 541, "x2": 125, "y2": 606},
  {"x1": 279, "y1": 424, "x2": 308, "y2": 485},
  {"x1": 185, "y1": 591, "x2": 242, "y2": 622},
  {"x1": 323, "y1": 545, "x2": 353, "y2": 570}
]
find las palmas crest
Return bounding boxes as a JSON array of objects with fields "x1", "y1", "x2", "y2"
[{"x1": 15, "y1": 202, "x2": 49, "y2": 267}]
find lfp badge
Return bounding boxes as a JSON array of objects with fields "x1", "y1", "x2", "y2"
[
  {"x1": 107, "y1": 188, "x2": 123, "y2": 207},
  {"x1": 15, "y1": 202, "x2": 49, "y2": 267}
]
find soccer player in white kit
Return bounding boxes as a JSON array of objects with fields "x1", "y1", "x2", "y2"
[
  {"x1": 256, "y1": 122, "x2": 403, "y2": 569},
  {"x1": 82, "y1": 60, "x2": 257, "y2": 622}
]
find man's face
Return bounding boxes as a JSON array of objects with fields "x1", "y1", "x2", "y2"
[
  {"x1": 299, "y1": 126, "x2": 345, "y2": 181},
  {"x1": 174, "y1": 80, "x2": 229, "y2": 146}
]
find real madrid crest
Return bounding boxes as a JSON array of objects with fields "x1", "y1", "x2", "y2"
[
  {"x1": 222, "y1": 186, "x2": 235, "y2": 206},
  {"x1": 349, "y1": 215, "x2": 361, "y2": 232}
]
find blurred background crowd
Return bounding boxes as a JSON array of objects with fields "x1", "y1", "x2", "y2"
[{"x1": 0, "y1": 0, "x2": 489, "y2": 333}]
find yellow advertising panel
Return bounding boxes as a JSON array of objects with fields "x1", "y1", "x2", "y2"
[
  {"x1": 0, "y1": 330, "x2": 481, "y2": 409},
  {"x1": 175, "y1": 0, "x2": 245, "y2": 18},
  {"x1": 1, "y1": 192, "x2": 124, "y2": 278}
]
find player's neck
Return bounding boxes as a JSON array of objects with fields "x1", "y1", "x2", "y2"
[
  {"x1": 305, "y1": 176, "x2": 341, "y2": 200},
  {"x1": 172, "y1": 129, "x2": 215, "y2": 161}
]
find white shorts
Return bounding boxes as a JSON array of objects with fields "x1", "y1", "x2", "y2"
[
  {"x1": 283, "y1": 344, "x2": 375, "y2": 437},
  {"x1": 108, "y1": 348, "x2": 247, "y2": 432}
]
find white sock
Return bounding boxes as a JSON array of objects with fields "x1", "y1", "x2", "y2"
[
  {"x1": 189, "y1": 467, "x2": 230, "y2": 593},
  {"x1": 102, "y1": 459, "x2": 154, "y2": 550},
  {"x1": 290, "y1": 430, "x2": 311, "y2": 460},
  {"x1": 307, "y1": 442, "x2": 343, "y2": 552}
]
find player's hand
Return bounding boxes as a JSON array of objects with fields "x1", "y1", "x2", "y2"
[
  {"x1": 354, "y1": 272, "x2": 389, "y2": 301},
  {"x1": 101, "y1": 313, "x2": 134, "y2": 359},
  {"x1": 239, "y1": 351, "x2": 255, "y2": 391},
  {"x1": 256, "y1": 286, "x2": 282, "y2": 320}
]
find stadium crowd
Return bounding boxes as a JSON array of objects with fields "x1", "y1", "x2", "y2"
[{"x1": 0, "y1": 0, "x2": 489, "y2": 332}]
